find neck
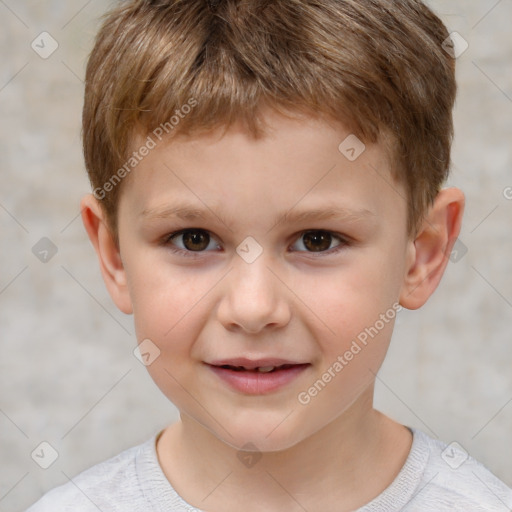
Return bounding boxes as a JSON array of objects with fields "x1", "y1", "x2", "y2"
[{"x1": 157, "y1": 387, "x2": 412, "y2": 512}]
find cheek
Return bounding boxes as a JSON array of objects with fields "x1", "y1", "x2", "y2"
[
  {"x1": 318, "y1": 287, "x2": 397, "y2": 372},
  {"x1": 318, "y1": 260, "x2": 402, "y2": 329},
  {"x1": 303, "y1": 248, "x2": 404, "y2": 377},
  {"x1": 125, "y1": 254, "x2": 207, "y2": 342},
  {"x1": 124, "y1": 241, "x2": 200, "y2": 313},
  {"x1": 298, "y1": 273, "x2": 400, "y2": 412},
  {"x1": 127, "y1": 267, "x2": 212, "y2": 403}
]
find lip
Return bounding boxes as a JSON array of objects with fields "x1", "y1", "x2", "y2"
[{"x1": 206, "y1": 360, "x2": 311, "y2": 395}]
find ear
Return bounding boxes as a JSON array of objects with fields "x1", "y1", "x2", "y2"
[
  {"x1": 80, "y1": 194, "x2": 133, "y2": 314},
  {"x1": 399, "y1": 187, "x2": 465, "y2": 310}
]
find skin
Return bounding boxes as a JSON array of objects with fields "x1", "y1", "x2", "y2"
[{"x1": 81, "y1": 108, "x2": 464, "y2": 512}]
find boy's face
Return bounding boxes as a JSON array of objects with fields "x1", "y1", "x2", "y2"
[{"x1": 87, "y1": 109, "x2": 454, "y2": 452}]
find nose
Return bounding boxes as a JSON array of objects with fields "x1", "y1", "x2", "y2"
[{"x1": 216, "y1": 255, "x2": 291, "y2": 334}]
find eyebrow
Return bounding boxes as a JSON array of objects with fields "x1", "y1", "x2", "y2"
[{"x1": 140, "y1": 202, "x2": 376, "y2": 229}]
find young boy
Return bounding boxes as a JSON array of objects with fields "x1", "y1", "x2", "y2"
[{"x1": 27, "y1": 0, "x2": 512, "y2": 510}]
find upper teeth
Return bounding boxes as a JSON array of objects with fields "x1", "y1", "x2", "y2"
[{"x1": 257, "y1": 366, "x2": 275, "y2": 373}]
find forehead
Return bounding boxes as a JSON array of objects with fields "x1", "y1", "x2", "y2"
[{"x1": 119, "y1": 112, "x2": 406, "y2": 231}]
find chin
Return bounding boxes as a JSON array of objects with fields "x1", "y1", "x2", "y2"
[
  {"x1": 225, "y1": 434, "x2": 302, "y2": 454},
  {"x1": 209, "y1": 416, "x2": 311, "y2": 454}
]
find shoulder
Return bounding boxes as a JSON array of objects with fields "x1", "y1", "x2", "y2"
[
  {"x1": 25, "y1": 437, "x2": 155, "y2": 512},
  {"x1": 407, "y1": 428, "x2": 512, "y2": 511}
]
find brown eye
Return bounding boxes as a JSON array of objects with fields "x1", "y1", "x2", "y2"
[
  {"x1": 291, "y1": 230, "x2": 347, "y2": 255},
  {"x1": 181, "y1": 230, "x2": 210, "y2": 251},
  {"x1": 167, "y1": 229, "x2": 216, "y2": 252},
  {"x1": 302, "y1": 231, "x2": 333, "y2": 252}
]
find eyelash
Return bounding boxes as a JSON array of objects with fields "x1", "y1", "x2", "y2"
[{"x1": 160, "y1": 229, "x2": 350, "y2": 259}]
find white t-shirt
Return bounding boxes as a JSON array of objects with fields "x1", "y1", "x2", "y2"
[{"x1": 26, "y1": 427, "x2": 512, "y2": 511}]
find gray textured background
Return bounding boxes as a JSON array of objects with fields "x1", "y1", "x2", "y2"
[{"x1": 1, "y1": 1, "x2": 511, "y2": 511}]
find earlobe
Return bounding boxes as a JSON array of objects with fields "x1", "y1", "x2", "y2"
[
  {"x1": 399, "y1": 187, "x2": 465, "y2": 310},
  {"x1": 80, "y1": 194, "x2": 133, "y2": 314}
]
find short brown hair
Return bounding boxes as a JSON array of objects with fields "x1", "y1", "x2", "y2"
[{"x1": 82, "y1": 0, "x2": 456, "y2": 239}]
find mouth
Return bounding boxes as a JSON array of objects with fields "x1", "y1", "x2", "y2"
[
  {"x1": 207, "y1": 357, "x2": 310, "y2": 372},
  {"x1": 215, "y1": 363, "x2": 304, "y2": 373},
  {"x1": 206, "y1": 359, "x2": 311, "y2": 394}
]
